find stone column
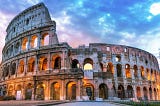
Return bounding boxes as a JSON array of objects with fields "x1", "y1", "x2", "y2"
[
  {"x1": 140, "y1": 86, "x2": 144, "y2": 100},
  {"x1": 45, "y1": 80, "x2": 49, "y2": 100},
  {"x1": 76, "y1": 80, "x2": 81, "y2": 100},
  {"x1": 37, "y1": 33, "x2": 41, "y2": 48},
  {"x1": 27, "y1": 36, "x2": 31, "y2": 50},
  {"x1": 60, "y1": 80, "x2": 65, "y2": 100},
  {"x1": 24, "y1": 56, "x2": 28, "y2": 76},
  {"x1": 61, "y1": 50, "x2": 66, "y2": 69},
  {"x1": 137, "y1": 67, "x2": 142, "y2": 80},
  {"x1": 47, "y1": 52, "x2": 51, "y2": 71}
]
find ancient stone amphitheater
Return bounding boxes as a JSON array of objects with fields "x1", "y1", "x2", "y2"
[{"x1": 0, "y1": 3, "x2": 159, "y2": 101}]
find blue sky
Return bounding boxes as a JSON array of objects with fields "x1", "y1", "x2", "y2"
[{"x1": 0, "y1": 0, "x2": 160, "y2": 63}]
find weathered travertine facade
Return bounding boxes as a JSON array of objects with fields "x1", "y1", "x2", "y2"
[{"x1": 0, "y1": 3, "x2": 160, "y2": 101}]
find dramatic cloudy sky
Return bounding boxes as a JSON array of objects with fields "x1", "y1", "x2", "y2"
[{"x1": 0, "y1": 0, "x2": 160, "y2": 63}]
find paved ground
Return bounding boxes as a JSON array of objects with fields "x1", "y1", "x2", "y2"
[
  {"x1": 54, "y1": 101, "x2": 128, "y2": 106},
  {"x1": 0, "y1": 100, "x2": 69, "y2": 106},
  {"x1": 0, "y1": 101, "x2": 129, "y2": 106}
]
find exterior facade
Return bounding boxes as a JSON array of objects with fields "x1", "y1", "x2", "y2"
[{"x1": 0, "y1": 3, "x2": 160, "y2": 101}]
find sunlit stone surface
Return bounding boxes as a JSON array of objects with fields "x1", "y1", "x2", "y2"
[{"x1": 0, "y1": 3, "x2": 160, "y2": 101}]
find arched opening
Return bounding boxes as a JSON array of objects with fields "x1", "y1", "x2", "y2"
[
  {"x1": 143, "y1": 87, "x2": 148, "y2": 100},
  {"x1": 118, "y1": 85, "x2": 125, "y2": 99},
  {"x1": 141, "y1": 66, "x2": 145, "y2": 79},
  {"x1": 36, "y1": 83, "x2": 45, "y2": 100},
  {"x1": 16, "y1": 85, "x2": 22, "y2": 100},
  {"x1": 30, "y1": 35, "x2": 37, "y2": 48},
  {"x1": 85, "y1": 83, "x2": 94, "y2": 100},
  {"x1": 99, "y1": 83, "x2": 108, "y2": 99},
  {"x1": 125, "y1": 64, "x2": 131, "y2": 78},
  {"x1": 127, "y1": 85, "x2": 133, "y2": 98},
  {"x1": 133, "y1": 65, "x2": 138, "y2": 78},
  {"x1": 117, "y1": 64, "x2": 122, "y2": 77},
  {"x1": 107, "y1": 62, "x2": 114, "y2": 74},
  {"x1": 41, "y1": 33, "x2": 49, "y2": 46},
  {"x1": 50, "y1": 82, "x2": 60, "y2": 100},
  {"x1": 66, "y1": 82, "x2": 76, "y2": 100},
  {"x1": 146, "y1": 68, "x2": 150, "y2": 80},
  {"x1": 54, "y1": 57, "x2": 61, "y2": 69},
  {"x1": 83, "y1": 58, "x2": 93, "y2": 70},
  {"x1": 15, "y1": 42, "x2": 20, "y2": 53},
  {"x1": 149, "y1": 87, "x2": 152, "y2": 100},
  {"x1": 8, "y1": 85, "x2": 13, "y2": 96},
  {"x1": 72, "y1": 59, "x2": 79, "y2": 68},
  {"x1": 100, "y1": 63, "x2": 103, "y2": 71},
  {"x1": 151, "y1": 69, "x2": 154, "y2": 81},
  {"x1": 136, "y1": 87, "x2": 141, "y2": 100},
  {"x1": 4, "y1": 65, "x2": 9, "y2": 77},
  {"x1": 115, "y1": 55, "x2": 121, "y2": 62},
  {"x1": 10, "y1": 63, "x2": 16, "y2": 75},
  {"x1": 39, "y1": 57, "x2": 48, "y2": 71},
  {"x1": 28, "y1": 57, "x2": 35, "y2": 72},
  {"x1": 154, "y1": 88, "x2": 157, "y2": 100},
  {"x1": 25, "y1": 83, "x2": 32, "y2": 100},
  {"x1": 19, "y1": 60, "x2": 24, "y2": 74},
  {"x1": 22, "y1": 37, "x2": 28, "y2": 51}
]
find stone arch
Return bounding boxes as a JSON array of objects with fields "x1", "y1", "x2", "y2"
[
  {"x1": 41, "y1": 33, "x2": 49, "y2": 46},
  {"x1": 99, "y1": 62, "x2": 103, "y2": 71},
  {"x1": 72, "y1": 59, "x2": 79, "y2": 68},
  {"x1": 22, "y1": 37, "x2": 28, "y2": 51},
  {"x1": 146, "y1": 68, "x2": 150, "y2": 80},
  {"x1": 140, "y1": 66, "x2": 145, "y2": 79},
  {"x1": 15, "y1": 42, "x2": 20, "y2": 53},
  {"x1": 28, "y1": 57, "x2": 35, "y2": 72},
  {"x1": 84, "y1": 83, "x2": 94, "y2": 100},
  {"x1": 125, "y1": 64, "x2": 131, "y2": 78},
  {"x1": 16, "y1": 84, "x2": 22, "y2": 100},
  {"x1": 107, "y1": 62, "x2": 114, "y2": 74},
  {"x1": 143, "y1": 87, "x2": 148, "y2": 100},
  {"x1": 66, "y1": 81, "x2": 76, "y2": 100},
  {"x1": 116, "y1": 64, "x2": 122, "y2": 77},
  {"x1": 99, "y1": 83, "x2": 108, "y2": 99},
  {"x1": 4, "y1": 65, "x2": 9, "y2": 77},
  {"x1": 25, "y1": 83, "x2": 33, "y2": 100},
  {"x1": 136, "y1": 86, "x2": 141, "y2": 100},
  {"x1": 149, "y1": 87, "x2": 152, "y2": 100},
  {"x1": 19, "y1": 60, "x2": 24, "y2": 74},
  {"x1": 8, "y1": 85, "x2": 14, "y2": 96},
  {"x1": 133, "y1": 65, "x2": 138, "y2": 78},
  {"x1": 118, "y1": 85, "x2": 125, "y2": 99},
  {"x1": 52, "y1": 55, "x2": 61, "y2": 69},
  {"x1": 83, "y1": 58, "x2": 93, "y2": 70},
  {"x1": 50, "y1": 82, "x2": 60, "y2": 100},
  {"x1": 127, "y1": 85, "x2": 133, "y2": 98},
  {"x1": 10, "y1": 62, "x2": 16, "y2": 75},
  {"x1": 36, "y1": 82, "x2": 45, "y2": 100},
  {"x1": 30, "y1": 35, "x2": 38, "y2": 48},
  {"x1": 39, "y1": 56, "x2": 48, "y2": 71}
]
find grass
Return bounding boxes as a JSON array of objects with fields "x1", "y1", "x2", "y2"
[{"x1": 116, "y1": 101, "x2": 160, "y2": 106}]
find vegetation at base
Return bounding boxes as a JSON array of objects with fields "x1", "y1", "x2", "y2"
[
  {"x1": 116, "y1": 101, "x2": 160, "y2": 106},
  {"x1": 0, "y1": 96, "x2": 16, "y2": 101}
]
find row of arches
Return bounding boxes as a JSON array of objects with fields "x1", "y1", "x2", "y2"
[
  {"x1": 4, "y1": 33, "x2": 50, "y2": 60},
  {"x1": 2, "y1": 56, "x2": 160, "y2": 80}
]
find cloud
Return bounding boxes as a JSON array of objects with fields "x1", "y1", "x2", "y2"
[{"x1": 150, "y1": 2, "x2": 160, "y2": 16}]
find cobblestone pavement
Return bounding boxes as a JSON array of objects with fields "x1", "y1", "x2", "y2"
[
  {"x1": 54, "y1": 101, "x2": 129, "y2": 106},
  {"x1": 0, "y1": 100, "x2": 68, "y2": 106}
]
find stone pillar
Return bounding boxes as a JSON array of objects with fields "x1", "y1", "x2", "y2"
[
  {"x1": 47, "y1": 52, "x2": 51, "y2": 71},
  {"x1": 61, "y1": 50, "x2": 66, "y2": 69},
  {"x1": 140, "y1": 86, "x2": 144, "y2": 100},
  {"x1": 45, "y1": 80, "x2": 49, "y2": 100},
  {"x1": 27, "y1": 36, "x2": 31, "y2": 50},
  {"x1": 76, "y1": 80, "x2": 81, "y2": 100},
  {"x1": 131, "y1": 67, "x2": 135, "y2": 80},
  {"x1": 34, "y1": 55, "x2": 38, "y2": 75},
  {"x1": 24, "y1": 56, "x2": 27, "y2": 75},
  {"x1": 60, "y1": 80, "x2": 65, "y2": 100},
  {"x1": 37, "y1": 33, "x2": 41, "y2": 48},
  {"x1": 137, "y1": 67, "x2": 142, "y2": 80},
  {"x1": 133, "y1": 85, "x2": 137, "y2": 99}
]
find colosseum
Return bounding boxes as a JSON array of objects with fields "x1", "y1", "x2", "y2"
[{"x1": 0, "y1": 3, "x2": 160, "y2": 101}]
